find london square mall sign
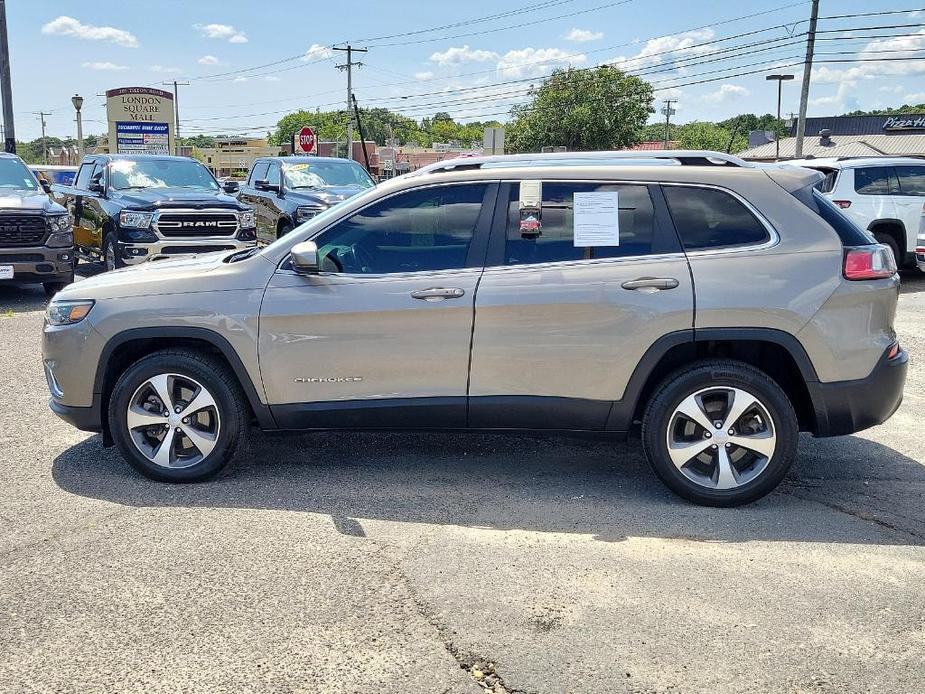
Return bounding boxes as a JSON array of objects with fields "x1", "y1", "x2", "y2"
[{"x1": 105, "y1": 87, "x2": 176, "y2": 155}]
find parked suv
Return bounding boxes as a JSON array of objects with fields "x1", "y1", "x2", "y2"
[
  {"x1": 42, "y1": 151, "x2": 906, "y2": 507},
  {"x1": 789, "y1": 157, "x2": 925, "y2": 269},
  {"x1": 237, "y1": 156, "x2": 375, "y2": 244},
  {"x1": 53, "y1": 154, "x2": 257, "y2": 270},
  {"x1": 0, "y1": 153, "x2": 74, "y2": 296}
]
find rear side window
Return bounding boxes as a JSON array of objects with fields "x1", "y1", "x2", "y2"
[
  {"x1": 503, "y1": 182, "x2": 657, "y2": 265},
  {"x1": 663, "y1": 185, "x2": 770, "y2": 251},
  {"x1": 248, "y1": 161, "x2": 269, "y2": 185},
  {"x1": 896, "y1": 165, "x2": 925, "y2": 196},
  {"x1": 854, "y1": 166, "x2": 899, "y2": 195},
  {"x1": 790, "y1": 184, "x2": 874, "y2": 246},
  {"x1": 813, "y1": 169, "x2": 838, "y2": 193}
]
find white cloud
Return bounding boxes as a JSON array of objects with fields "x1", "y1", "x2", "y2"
[
  {"x1": 564, "y1": 28, "x2": 603, "y2": 42},
  {"x1": 812, "y1": 30, "x2": 925, "y2": 85},
  {"x1": 263, "y1": 75, "x2": 280, "y2": 82},
  {"x1": 702, "y1": 83, "x2": 750, "y2": 104},
  {"x1": 430, "y1": 45, "x2": 498, "y2": 66},
  {"x1": 198, "y1": 54, "x2": 222, "y2": 66},
  {"x1": 42, "y1": 16, "x2": 138, "y2": 48},
  {"x1": 150, "y1": 65, "x2": 181, "y2": 74},
  {"x1": 233, "y1": 76, "x2": 248, "y2": 83},
  {"x1": 878, "y1": 85, "x2": 904, "y2": 93},
  {"x1": 611, "y1": 28, "x2": 714, "y2": 71},
  {"x1": 809, "y1": 82, "x2": 860, "y2": 113},
  {"x1": 194, "y1": 23, "x2": 247, "y2": 43},
  {"x1": 81, "y1": 61, "x2": 127, "y2": 71},
  {"x1": 497, "y1": 47, "x2": 586, "y2": 78},
  {"x1": 302, "y1": 43, "x2": 333, "y2": 61},
  {"x1": 903, "y1": 92, "x2": 925, "y2": 103},
  {"x1": 414, "y1": 71, "x2": 435, "y2": 80}
]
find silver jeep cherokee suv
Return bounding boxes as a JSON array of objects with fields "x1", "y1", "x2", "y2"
[{"x1": 42, "y1": 151, "x2": 907, "y2": 506}]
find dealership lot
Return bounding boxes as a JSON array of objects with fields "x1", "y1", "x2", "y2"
[{"x1": 0, "y1": 272, "x2": 923, "y2": 693}]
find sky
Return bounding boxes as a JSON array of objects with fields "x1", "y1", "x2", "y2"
[{"x1": 6, "y1": 0, "x2": 925, "y2": 141}]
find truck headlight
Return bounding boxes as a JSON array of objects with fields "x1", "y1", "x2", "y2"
[
  {"x1": 46, "y1": 231, "x2": 73, "y2": 248},
  {"x1": 119, "y1": 211, "x2": 154, "y2": 229},
  {"x1": 48, "y1": 214, "x2": 72, "y2": 233},
  {"x1": 296, "y1": 205, "x2": 324, "y2": 222},
  {"x1": 46, "y1": 299, "x2": 94, "y2": 326},
  {"x1": 238, "y1": 210, "x2": 256, "y2": 228}
]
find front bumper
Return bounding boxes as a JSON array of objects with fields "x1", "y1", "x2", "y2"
[
  {"x1": 49, "y1": 398, "x2": 102, "y2": 433},
  {"x1": 808, "y1": 346, "x2": 908, "y2": 437},
  {"x1": 119, "y1": 236, "x2": 256, "y2": 265},
  {"x1": 0, "y1": 246, "x2": 74, "y2": 283}
]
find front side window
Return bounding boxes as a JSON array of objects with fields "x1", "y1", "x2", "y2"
[
  {"x1": 249, "y1": 161, "x2": 269, "y2": 185},
  {"x1": 663, "y1": 185, "x2": 770, "y2": 251},
  {"x1": 896, "y1": 166, "x2": 925, "y2": 196},
  {"x1": 74, "y1": 162, "x2": 93, "y2": 190},
  {"x1": 854, "y1": 166, "x2": 899, "y2": 195},
  {"x1": 314, "y1": 183, "x2": 488, "y2": 274},
  {"x1": 503, "y1": 182, "x2": 657, "y2": 265},
  {"x1": 266, "y1": 162, "x2": 281, "y2": 187},
  {"x1": 108, "y1": 159, "x2": 219, "y2": 191},
  {"x1": 0, "y1": 158, "x2": 38, "y2": 191}
]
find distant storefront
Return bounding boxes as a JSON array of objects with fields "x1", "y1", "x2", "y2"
[
  {"x1": 738, "y1": 114, "x2": 925, "y2": 161},
  {"x1": 195, "y1": 137, "x2": 283, "y2": 178}
]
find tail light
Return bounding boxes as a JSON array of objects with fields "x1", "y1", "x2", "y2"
[
  {"x1": 843, "y1": 244, "x2": 897, "y2": 280},
  {"x1": 887, "y1": 342, "x2": 901, "y2": 360},
  {"x1": 833, "y1": 200, "x2": 852, "y2": 209}
]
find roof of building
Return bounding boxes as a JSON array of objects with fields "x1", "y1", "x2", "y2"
[
  {"x1": 738, "y1": 134, "x2": 925, "y2": 160},
  {"x1": 789, "y1": 113, "x2": 925, "y2": 137},
  {"x1": 782, "y1": 156, "x2": 925, "y2": 169}
]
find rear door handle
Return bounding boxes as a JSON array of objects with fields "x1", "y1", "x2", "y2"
[
  {"x1": 411, "y1": 287, "x2": 466, "y2": 302},
  {"x1": 621, "y1": 277, "x2": 680, "y2": 291}
]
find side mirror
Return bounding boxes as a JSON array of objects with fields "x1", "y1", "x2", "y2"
[
  {"x1": 255, "y1": 179, "x2": 280, "y2": 193},
  {"x1": 88, "y1": 181, "x2": 104, "y2": 194},
  {"x1": 290, "y1": 241, "x2": 320, "y2": 274},
  {"x1": 223, "y1": 180, "x2": 240, "y2": 194}
]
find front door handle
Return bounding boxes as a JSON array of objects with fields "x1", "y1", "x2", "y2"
[
  {"x1": 621, "y1": 277, "x2": 680, "y2": 291},
  {"x1": 411, "y1": 287, "x2": 466, "y2": 302}
]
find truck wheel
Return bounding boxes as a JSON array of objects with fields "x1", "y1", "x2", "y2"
[
  {"x1": 43, "y1": 277, "x2": 72, "y2": 297},
  {"x1": 641, "y1": 359, "x2": 798, "y2": 507},
  {"x1": 108, "y1": 349, "x2": 248, "y2": 482},
  {"x1": 103, "y1": 233, "x2": 124, "y2": 271},
  {"x1": 277, "y1": 222, "x2": 293, "y2": 240}
]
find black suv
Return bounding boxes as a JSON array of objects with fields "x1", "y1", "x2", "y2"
[
  {"x1": 54, "y1": 154, "x2": 257, "y2": 271},
  {"x1": 0, "y1": 153, "x2": 74, "y2": 296},
  {"x1": 238, "y1": 156, "x2": 375, "y2": 243}
]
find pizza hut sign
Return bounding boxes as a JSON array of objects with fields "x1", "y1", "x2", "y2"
[{"x1": 883, "y1": 115, "x2": 925, "y2": 131}]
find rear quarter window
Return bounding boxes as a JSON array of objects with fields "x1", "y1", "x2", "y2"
[
  {"x1": 790, "y1": 184, "x2": 874, "y2": 247},
  {"x1": 662, "y1": 185, "x2": 770, "y2": 251}
]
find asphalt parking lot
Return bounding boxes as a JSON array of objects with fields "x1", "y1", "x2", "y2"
[{"x1": 1, "y1": 270, "x2": 923, "y2": 694}]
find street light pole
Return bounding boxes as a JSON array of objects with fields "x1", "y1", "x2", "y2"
[
  {"x1": 0, "y1": 0, "x2": 15, "y2": 153},
  {"x1": 71, "y1": 94, "x2": 84, "y2": 160},
  {"x1": 766, "y1": 74, "x2": 794, "y2": 161}
]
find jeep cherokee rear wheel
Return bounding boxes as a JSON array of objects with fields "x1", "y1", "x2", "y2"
[
  {"x1": 642, "y1": 360, "x2": 798, "y2": 507},
  {"x1": 109, "y1": 349, "x2": 247, "y2": 482}
]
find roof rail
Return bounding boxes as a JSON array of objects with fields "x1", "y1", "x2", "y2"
[{"x1": 407, "y1": 150, "x2": 750, "y2": 177}]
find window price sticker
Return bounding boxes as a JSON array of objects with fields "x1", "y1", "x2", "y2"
[{"x1": 573, "y1": 192, "x2": 620, "y2": 247}]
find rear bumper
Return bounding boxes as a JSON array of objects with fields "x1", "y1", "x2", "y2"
[
  {"x1": 0, "y1": 246, "x2": 75, "y2": 284},
  {"x1": 49, "y1": 398, "x2": 102, "y2": 433},
  {"x1": 809, "y1": 346, "x2": 908, "y2": 437}
]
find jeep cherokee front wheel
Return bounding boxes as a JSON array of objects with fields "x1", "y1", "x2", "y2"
[
  {"x1": 642, "y1": 360, "x2": 798, "y2": 507},
  {"x1": 108, "y1": 349, "x2": 248, "y2": 482}
]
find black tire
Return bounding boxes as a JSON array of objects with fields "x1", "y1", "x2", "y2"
[
  {"x1": 641, "y1": 359, "x2": 798, "y2": 507},
  {"x1": 277, "y1": 221, "x2": 293, "y2": 240},
  {"x1": 108, "y1": 349, "x2": 248, "y2": 482},
  {"x1": 873, "y1": 233, "x2": 902, "y2": 269},
  {"x1": 43, "y1": 276, "x2": 72, "y2": 297},
  {"x1": 103, "y1": 232, "x2": 124, "y2": 271}
]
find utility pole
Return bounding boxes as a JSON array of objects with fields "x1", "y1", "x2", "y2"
[
  {"x1": 794, "y1": 0, "x2": 819, "y2": 159},
  {"x1": 661, "y1": 100, "x2": 676, "y2": 148},
  {"x1": 162, "y1": 80, "x2": 189, "y2": 155},
  {"x1": 33, "y1": 111, "x2": 50, "y2": 164},
  {"x1": 0, "y1": 0, "x2": 15, "y2": 153},
  {"x1": 334, "y1": 45, "x2": 367, "y2": 160}
]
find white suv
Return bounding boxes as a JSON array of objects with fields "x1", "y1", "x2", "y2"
[{"x1": 789, "y1": 157, "x2": 925, "y2": 270}]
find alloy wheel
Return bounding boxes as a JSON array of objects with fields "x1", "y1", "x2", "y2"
[
  {"x1": 126, "y1": 373, "x2": 221, "y2": 469},
  {"x1": 665, "y1": 386, "x2": 776, "y2": 490}
]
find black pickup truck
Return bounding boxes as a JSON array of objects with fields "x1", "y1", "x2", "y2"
[
  {"x1": 0, "y1": 152, "x2": 74, "y2": 296},
  {"x1": 53, "y1": 154, "x2": 256, "y2": 271}
]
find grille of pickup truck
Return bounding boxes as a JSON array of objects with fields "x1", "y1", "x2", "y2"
[
  {"x1": 0, "y1": 216, "x2": 47, "y2": 247},
  {"x1": 155, "y1": 211, "x2": 238, "y2": 238}
]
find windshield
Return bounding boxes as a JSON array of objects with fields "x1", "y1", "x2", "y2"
[
  {"x1": 109, "y1": 158, "x2": 219, "y2": 191},
  {"x1": 283, "y1": 160, "x2": 375, "y2": 190},
  {"x1": 0, "y1": 158, "x2": 38, "y2": 191}
]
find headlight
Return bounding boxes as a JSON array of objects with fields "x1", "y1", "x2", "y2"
[
  {"x1": 238, "y1": 210, "x2": 256, "y2": 228},
  {"x1": 48, "y1": 214, "x2": 72, "y2": 233},
  {"x1": 46, "y1": 230, "x2": 73, "y2": 248},
  {"x1": 46, "y1": 299, "x2": 94, "y2": 326},
  {"x1": 119, "y1": 211, "x2": 154, "y2": 229},
  {"x1": 296, "y1": 205, "x2": 325, "y2": 222}
]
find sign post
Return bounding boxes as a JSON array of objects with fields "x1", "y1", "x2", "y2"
[{"x1": 293, "y1": 126, "x2": 318, "y2": 155}]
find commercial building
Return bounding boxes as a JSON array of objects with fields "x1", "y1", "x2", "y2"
[
  {"x1": 738, "y1": 113, "x2": 925, "y2": 161},
  {"x1": 194, "y1": 137, "x2": 283, "y2": 178}
]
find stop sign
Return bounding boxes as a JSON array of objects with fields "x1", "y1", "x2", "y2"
[{"x1": 295, "y1": 126, "x2": 317, "y2": 155}]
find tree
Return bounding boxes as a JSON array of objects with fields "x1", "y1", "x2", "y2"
[
  {"x1": 676, "y1": 121, "x2": 746, "y2": 152},
  {"x1": 506, "y1": 66, "x2": 653, "y2": 153},
  {"x1": 845, "y1": 103, "x2": 925, "y2": 115}
]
